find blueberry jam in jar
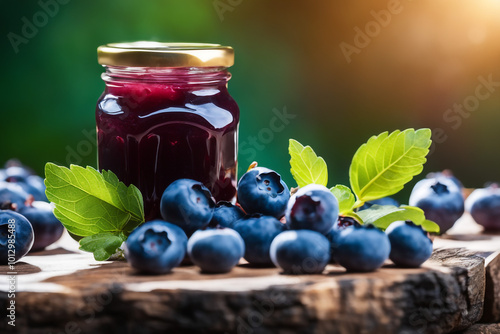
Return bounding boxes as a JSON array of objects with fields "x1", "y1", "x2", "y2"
[{"x1": 96, "y1": 42, "x2": 239, "y2": 220}]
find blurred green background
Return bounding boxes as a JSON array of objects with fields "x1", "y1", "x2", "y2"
[{"x1": 2, "y1": 0, "x2": 500, "y2": 202}]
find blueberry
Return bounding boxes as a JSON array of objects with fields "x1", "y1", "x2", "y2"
[
  {"x1": 9, "y1": 176, "x2": 48, "y2": 202},
  {"x1": 232, "y1": 214, "x2": 286, "y2": 265},
  {"x1": 187, "y1": 228, "x2": 245, "y2": 273},
  {"x1": 334, "y1": 224, "x2": 391, "y2": 272},
  {"x1": 270, "y1": 230, "x2": 330, "y2": 274},
  {"x1": 386, "y1": 221, "x2": 433, "y2": 267},
  {"x1": 19, "y1": 201, "x2": 64, "y2": 251},
  {"x1": 0, "y1": 181, "x2": 29, "y2": 209},
  {"x1": 124, "y1": 220, "x2": 187, "y2": 274},
  {"x1": 285, "y1": 184, "x2": 339, "y2": 234},
  {"x1": 426, "y1": 169, "x2": 463, "y2": 190},
  {"x1": 412, "y1": 173, "x2": 462, "y2": 195},
  {"x1": 359, "y1": 197, "x2": 399, "y2": 211},
  {"x1": 160, "y1": 179, "x2": 215, "y2": 236},
  {"x1": 0, "y1": 210, "x2": 34, "y2": 264},
  {"x1": 326, "y1": 216, "x2": 361, "y2": 263},
  {"x1": 4, "y1": 159, "x2": 26, "y2": 169},
  {"x1": 466, "y1": 184, "x2": 500, "y2": 231},
  {"x1": 208, "y1": 201, "x2": 245, "y2": 228},
  {"x1": 22, "y1": 175, "x2": 48, "y2": 202},
  {"x1": 409, "y1": 178, "x2": 464, "y2": 234},
  {"x1": 4, "y1": 166, "x2": 32, "y2": 183},
  {"x1": 237, "y1": 167, "x2": 290, "y2": 218}
]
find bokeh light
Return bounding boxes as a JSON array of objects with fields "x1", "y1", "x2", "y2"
[{"x1": 1, "y1": 0, "x2": 500, "y2": 202}]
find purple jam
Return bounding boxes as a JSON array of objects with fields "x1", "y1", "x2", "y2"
[{"x1": 96, "y1": 69, "x2": 239, "y2": 221}]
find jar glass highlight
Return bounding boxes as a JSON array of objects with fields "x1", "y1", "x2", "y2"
[{"x1": 96, "y1": 42, "x2": 239, "y2": 220}]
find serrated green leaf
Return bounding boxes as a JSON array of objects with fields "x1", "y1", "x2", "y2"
[
  {"x1": 357, "y1": 204, "x2": 424, "y2": 230},
  {"x1": 289, "y1": 139, "x2": 328, "y2": 187},
  {"x1": 420, "y1": 220, "x2": 440, "y2": 234},
  {"x1": 79, "y1": 232, "x2": 126, "y2": 261},
  {"x1": 349, "y1": 128, "x2": 432, "y2": 204},
  {"x1": 357, "y1": 204, "x2": 407, "y2": 229},
  {"x1": 330, "y1": 185, "x2": 355, "y2": 214},
  {"x1": 389, "y1": 206, "x2": 440, "y2": 233},
  {"x1": 44, "y1": 163, "x2": 145, "y2": 237},
  {"x1": 357, "y1": 204, "x2": 440, "y2": 233}
]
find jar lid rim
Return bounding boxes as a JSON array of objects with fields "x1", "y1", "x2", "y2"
[{"x1": 98, "y1": 41, "x2": 234, "y2": 68}]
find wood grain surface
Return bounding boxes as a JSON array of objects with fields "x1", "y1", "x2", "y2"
[{"x1": 1, "y1": 215, "x2": 499, "y2": 334}]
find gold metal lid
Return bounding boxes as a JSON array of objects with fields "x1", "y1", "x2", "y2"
[{"x1": 97, "y1": 42, "x2": 234, "y2": 68}]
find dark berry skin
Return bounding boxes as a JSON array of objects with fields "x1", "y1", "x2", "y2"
[
  {"x1": 409, "y1": 178, "x2": 464, "y2": 234},
  {"x1": 426, "y1": 170, "x2": 463, "y2": 190},
  {"x1": 270, "y1": 230, "x2": 330, "y2": 274},
  {"x1": 359, "y1": 197, "x2": 399, "y2": 211},
  {"x1": 0, "y1": 181, "x2": 29, "y2": 209},
  {"x1": 326, "y1": 216, "x2": 361, "y2": 263},
  {"x1": 386, "y1": 221, "x2": 433, "y2": 267},
  {"x1": 237, "y1": 167, "x2": 290, "y2": 218},
  {"x1": 285, "y1": 184, "x2": 339, "y2": 235},
  {"x1": 19, "y1": 201, "x2": 64, "y2": 251},
  {"x1": 466, "y1": 185, "x2": 500, "y2": 231},
  {"x1": 0, "y1": 210, "x2": 34, "y2": 264},
  {"x1": 160, "y1": 179, "x2": 215, "y2": 236},
  {"x1": 232, "y1": 214, "x2": 286, "y2": 266},
  {"x1": 1, "y1": 161, "x2": 47, "y2": 201},
  {"x1": 187, "y1": 228, "x2": 245, "y2": 273},
  {"x1": 4, "y1": 166, "x2": 31, "y2": 183},
  {"x1": 17, "y1": 175, "x2": 48, "y2": 202},
  {"x1": 208, "y1": 201, "x2": 245, "y2": 228},
  {"x1": 125, "y1": 220, "x2": 187, "y2": 274},
  {"x1": 334, "y1": 225, "x2": 391, "y2": 272}
]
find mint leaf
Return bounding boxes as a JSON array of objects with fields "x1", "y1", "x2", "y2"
[
  {"x1": 44, "y1": 163, "x2": 145, "y2": 241},
  {"x1": 79, "y1": 232, "x2": 127, "y2": 261},
  {"x1": 330, "y1": 185, "x2": 355, "y2": 214},
  {"x1": 289, "y1": 139, "x2": 328, "y2": 187},
  {"x1": 350, "y1": 128, "x2": 432, "y2": 205}
]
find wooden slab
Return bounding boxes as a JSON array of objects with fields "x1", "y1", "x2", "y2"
[
  {"x1": 459, "y1": 323, "x2": 500, "y2": 334},
  {"x1": 0, "y1": 229, "x2": 491, "y2": 334},
  {"x1": 434, "y1": 213, "x2": 500, "y2": 323}
]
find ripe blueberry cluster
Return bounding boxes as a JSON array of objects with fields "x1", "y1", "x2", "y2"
[
  {"x1": 125, "y1": 168, "x2": 292, "y2": 274},
  {"x1": 0, "y1": 160, "x2": 64, "y2": 264},
  {"x1": 125, "y1": 166, "x2": 435, "y2": 275}
]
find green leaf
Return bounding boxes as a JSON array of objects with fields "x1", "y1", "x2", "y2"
[
  {"x1": 289, "y1": 139, "x2": 328, "y2": 187},
  {"x1": 79, "y1": 232, "x2": 127, "y2": 261},
  {"x1": 349, "y1": 128, "x2": 432, "y2": 204},
  {"x1": 357, "y1": 204, "x2": 407, "y2": 229},
  {"x1": 44, "y1": 163, "x2": 145, "y2": 237},
  {"x1": 420, "y1": 220, "x2": 440, "y2": 234},
  {"x1": 340, "y1": 212, "x2": 363, "y2": 225},
  {"x1": 330, "y1": 185, "x2": 355, "y2": 214},
  {"x1": 357, "y1": 204, "x2": 440, "y2": 233}
]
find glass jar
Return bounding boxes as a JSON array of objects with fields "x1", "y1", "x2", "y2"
[{"x1": 96, "y1": 42, "x2": 239, "y2": 220}]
